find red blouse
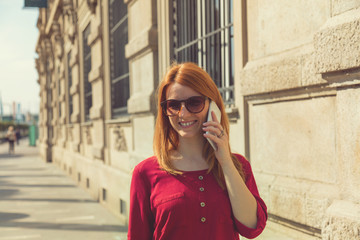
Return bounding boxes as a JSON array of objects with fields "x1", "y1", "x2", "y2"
[{"x1": 128, "y1": 154, "x2": 267, "y2": 240}]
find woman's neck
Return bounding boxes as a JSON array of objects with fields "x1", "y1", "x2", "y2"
[{"x1": 171, "y1": 135, "x2": 209, "y2": 171}]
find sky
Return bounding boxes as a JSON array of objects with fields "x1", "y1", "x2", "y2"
[{"x1": 0, "y1": 0, "x2": 40, "y2": 115}]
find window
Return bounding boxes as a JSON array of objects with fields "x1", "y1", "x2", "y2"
[
  {"x1": 172, "y1": 0, "x2": 234, "y2": 105},
  {"x1": 109, "y1": 0, "x2": 129, "y2": 117},
  {"x1": 83, "y1": 24, "x2": 92, "y2": 121},
  {"x1": 67, "y1": 52, "x2": 73, "y2": 122}
]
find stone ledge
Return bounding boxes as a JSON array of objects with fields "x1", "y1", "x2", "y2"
[
  {"x1": 314, "y1": 8, "x2": 360, "y2": 74},
  {"x1": 92, "y1": 146, "x2": 104, "y2": 159},
  {"x1": 72, "y1": 142, "x2": 80, "y2": 152},
  {"x1": 127, "y1": 91, "x2": 156, "y2": 114},
  {"x1": 59, "y1": 93, "x2": 66, "y2": 102},
  {"x1": 88, "y1": 65, "x2": 103, "y2": 83},
  {"x1": 69, "y1": 48, "x2": 79, "y2": 67},
  {"x1": 88, "y1": 24, "x2": 102, "y2": 46},
  {"x1": 70, "y1": 82, "x2": 79, "y2": 95},
  {"x1": 322, "y1": 200, "x2": 360, "y2": 240},
  {"x1": 125, "y1": 27, "x2": 158, "y2": 60},
  {"x1": 240, "y1": 51, "x2": 326, "y2": 95},
  {"x1": 90, "y1": 105, "x2": 103, "y2": 120},
  {"x1": 70, "y1": 112, "x2": 80, "y2": 123}
]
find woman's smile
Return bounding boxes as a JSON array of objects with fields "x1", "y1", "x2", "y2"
[{"x1": 178, "y1": 120, "x2": 197, "y2": 128}]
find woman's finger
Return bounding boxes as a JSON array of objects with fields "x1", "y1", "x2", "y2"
[{"x1": 202, "y1": 126, "x2": 221, "y2": 135}]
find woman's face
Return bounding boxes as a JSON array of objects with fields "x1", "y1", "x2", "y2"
[{"x1": 165, "y1": 82, "x2": 209, "y2": 139}]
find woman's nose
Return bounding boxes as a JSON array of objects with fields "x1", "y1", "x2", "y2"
[{"x1": 179, "y1": 102, "x2": 189, "y2": 116}]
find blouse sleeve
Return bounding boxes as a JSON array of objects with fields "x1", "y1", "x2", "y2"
[
  {"x1": 233, "y1": 156, "x2": 268, "y2": 239},
  {"x1": 127, "y1": 164, "x2": 154, "y2": 240}
]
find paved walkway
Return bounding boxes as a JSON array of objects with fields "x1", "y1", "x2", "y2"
[{"x1": 0, "y1": 139, "x2": 127, "y2": 240}]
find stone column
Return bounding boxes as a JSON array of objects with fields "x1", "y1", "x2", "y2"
[
  {"x1": 125, "y1": 0, "x2": 158, "y2": 166},
  {"x1": 69, "y1": 37, "x2": 81, "y2": 152},
  {"x1": 88, "y1": 1, "x2": 105, "y2": 160}
]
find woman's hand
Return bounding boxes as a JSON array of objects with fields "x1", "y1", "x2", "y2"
[{"x1": 202, "y1": 111, "x2": 233, "y2": 168}]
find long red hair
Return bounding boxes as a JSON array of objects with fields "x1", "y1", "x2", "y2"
[{"x1": 153, "y1": 62, "x2": 245, "y2": 187}]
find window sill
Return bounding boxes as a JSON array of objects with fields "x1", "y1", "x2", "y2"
[
  {"x1": 80, "y1": 121, "x2": 93, "y2": 127},
  {"x1": 105, "y1": 115, "x2": 131, "y2": 124},
  {"x1": 225, "y1": 106, "x2": 239, "y2": 122}
]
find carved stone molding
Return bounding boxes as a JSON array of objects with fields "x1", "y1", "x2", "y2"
[
  {"x1": 57, "y1": 126, "x2": 62, "y2": 139},
  {"x1": 44, "y1": 38, "x2": 53, "y2": 57},
  {"x1": 52, "y1": 23, "x2": 63, "y2": 60},
  {"x1": 84, "y1": 127, "x2": 92, "y2": 145},
  {"x1": 70, "y1": 112, "x2": 80, "y2": 123},
  {"x1": 113, "y1": 126, "x2": 128, "y2": 152},
  {"x1": 87, "y1": 0, "x2": 97, "y2": 14},
  {"x1": 68, "y1": 127, "x2": 73, "y2": 141},
  {"x1": 88, "y1": 24, "x2": 102, "y2": 46}
]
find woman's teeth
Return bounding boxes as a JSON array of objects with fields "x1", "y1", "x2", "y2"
[{"x1": 179, "y1": 121, "x2": 196, "y2": 127}]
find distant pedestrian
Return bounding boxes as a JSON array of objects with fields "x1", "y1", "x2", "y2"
[
  {"x1": 15, "y1": 128, "x2": 21, "y2": 145},
  {"x1": 6, "y1": 126, "x2": 16, "y2": 154}
]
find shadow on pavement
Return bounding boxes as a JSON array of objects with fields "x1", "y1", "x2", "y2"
[
  {"x1": 0, "y1": 189, "x2": 19, "y2": 198},
  {"x1": 0, "y1": 174, "x2": 65, "y2": 178},
  {"x1": 0, "y1": 212, "x2": 29, "y2": 222},
  {"x1": 0, "y1": 167, "x2": 49, "y2": 171},
  {"x1": 0, "y1": 198, "x2": 97, "y2": 203},
  {"x1": 0, "y1": 153, "x2": 24, "y2": 158},
  {"x1": 0, "y1": 220, "x2": 128, "y2": 232}
]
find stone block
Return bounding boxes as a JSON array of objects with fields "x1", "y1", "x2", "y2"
[
  {"x1": 335, "y1": 88, "x2": 360, "y2": 201},
  {"x1": 247, "y1": 0, "x2": 329, "y2": 60},
  {"x1": 322, "y1": 200, "x2": 360, "y2": 240},
  {"x1": 269, "y1": 183, "x2": 306, "y2": 223},
  {"x1": 314, "y1": 8, "x2": 360, "y2": 74},
  {"x1": 132, "y1": 115, "x2": 155, "y2": 159},
  {"x1": 249, "y1": 96, "x2": 337, "y2": 183}
]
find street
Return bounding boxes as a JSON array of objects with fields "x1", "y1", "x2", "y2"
[{"x1": 0, "y1": 139, "x2": 128, "y2": 240}]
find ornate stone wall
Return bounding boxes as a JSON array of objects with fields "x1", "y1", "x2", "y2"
[{"x1": 35, "y1": 0, "x2": 360, "y2": 238}]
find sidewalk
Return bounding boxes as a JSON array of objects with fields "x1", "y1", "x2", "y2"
[{"x1": 0, "y1": 139, "x2": 128, "y2": 240}]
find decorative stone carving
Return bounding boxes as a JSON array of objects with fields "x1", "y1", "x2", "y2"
[
  {"x1": 114, "y1": 126, "x2": 127, "y2": 152},
  {"x1": 44, "y1": 38, "x2": 52, "y2": 56},
  {"x1": 63, "y1": 0, "x2": 77, "y2": 43},
  {"x1": 52, "y1": 23, "x2": 63, "y2": 60},
  {"x1": 87, "y1": 0, "x2": 97, "y2": 14},
  {"x1": 84, "y1": 127, "x2": 92, "y2": 145}
]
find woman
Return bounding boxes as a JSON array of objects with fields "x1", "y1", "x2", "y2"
[{"x1": 128, "y1": 62, "x2": 267, "y2": 239}]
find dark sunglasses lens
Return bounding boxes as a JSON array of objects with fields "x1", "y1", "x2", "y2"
[
  {"x1": 166, "y1": 100, "x2": 181, "y2": 115},
  {"x1": 186, "y1": 97, "x2": 205, "y2": 113}
]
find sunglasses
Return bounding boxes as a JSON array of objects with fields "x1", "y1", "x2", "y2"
[{"x1": 160, "y1": 96, "x2": 208, "y2": 116}]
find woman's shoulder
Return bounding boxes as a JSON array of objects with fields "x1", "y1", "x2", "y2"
[
  {"x1": 233, "y1": 153, "x2": 252, "y2": 173},
  {"x1": 134, "y1": 156, "x2": 159, "y2": 173}
]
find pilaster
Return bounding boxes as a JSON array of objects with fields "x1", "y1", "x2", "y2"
[{"x1": 126, "y1": 0, "x2": 158, "y2": 165}]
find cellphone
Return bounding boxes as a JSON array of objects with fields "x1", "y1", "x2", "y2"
[{"x1": 206, "y1": 101, "x2": 222, "y2": 150}]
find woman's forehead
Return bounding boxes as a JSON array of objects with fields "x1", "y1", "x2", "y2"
[{"x1": 166, "y1": 82, "x2": 201, "y2": 99}]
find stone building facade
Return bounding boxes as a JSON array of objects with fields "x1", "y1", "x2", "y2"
[{"x1": 35, "y1": 0, "x2": 360, "y2": 239}]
